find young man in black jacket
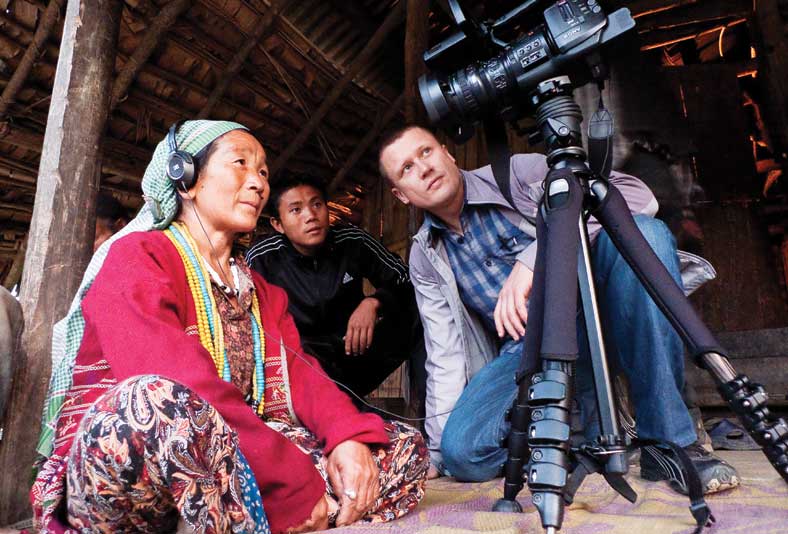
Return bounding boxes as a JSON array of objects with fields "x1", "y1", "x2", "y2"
[{"x1": 246, "y1": 176, "x2": 427, "y2": 403}]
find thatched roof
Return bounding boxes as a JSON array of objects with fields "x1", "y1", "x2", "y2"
[{"x1": 0, "y1": 0, "x2": 762, "y2": 279}]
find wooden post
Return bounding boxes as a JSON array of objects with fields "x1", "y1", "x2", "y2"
[
  {"x1": 0, "y1": 0, "x2": 65, "y2": 119},
  {"x1": 270, "y1": 1, "x2": 405, "y2": 175},
  {"x1": 404, "y1": 0, "x2": 429, "y2": 124},
  {"x1": 403, "y1": 0, "x2": 429, "y2": 245},
  {"x1": 0, "y1": 0, "x2": 122, "y2": 524},
  {"x1": 783, "y1": 238, "x2": 788, "y2": 293},
  {"x1": 752, "y1": 0, "x2": 788, "y2": 170}
]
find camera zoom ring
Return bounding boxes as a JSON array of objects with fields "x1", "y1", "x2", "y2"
[{"x1": 459, "y1": 70, "x2": 481, "y2": 116}]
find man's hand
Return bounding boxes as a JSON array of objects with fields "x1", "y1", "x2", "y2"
[
  {"x1": 344, "y1": 297, "x2": 380, "y2": 356},
  {"x1": 286, "y1": 494, "x2": 331, "y2": 533},
  {"x1": 327, "y1": 440, "x2": 380, "y2": 527},
  {"x1": 494, "y1": 261, "x2": 533, "y2": 341}
]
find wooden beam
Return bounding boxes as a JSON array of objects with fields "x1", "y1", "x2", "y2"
[
  {"x1": 0, "y1": 201, "x2": 32, "y2": 213},
  {"x1": 0, "y1": 122, "x2": 149, "y2": 178},
  {"x1": 192, "y1": 0, "x2": 389, "y2": 110},
  {"x1": 639, "y1": 17, "x2": 747, "y2": 50},
  {"x1": 629, "y1": 0, "x2": 701, "y2": 18},
  {"x1": 2, "y1": 235, "x2": 26, "y2": 289},
  {"x1": 0, "y1": 152, "x2": 151, "y2": 201},
  {"x1": 0, "y1": 11, "x2": 61, "y2": 64},
  {"x1": 636, "y1": 0, "x2": 752, "y2": 32},
  {"x1": 0, "y1": 0, "x2": 123, "y2": 525},
  {"x1": 256, "y1": 45, "x2": 338, "y2": 166},
  {"x1": 137, "y1": 61, "x2": 301, "y2": 130},
  {"x1": 0, "y1": 0, "x2": 64, "y2": 119},
  {"x1": 328, "y1": 92, "x2": 404, "y2": 195},
  {"x1": 169, "y1": 24, "x2": 383, "y2": 127},
  {"x1": 163, "y1": 32, "x2": 335, "y2": 127},
  {"x1": 270, "y1": 1, "x2": 405, "y2": 175},
  {"x1": 0, "y1": 9, "x2": 307, "y2": 133},
  {"x1": 197, "y1": 0, "x2": 286, "y2": 119},
  {"x1": 109, "y1": 0, "x2": 192, "y2": 110},
  {"x1": 0, "y1": 154, "x2": 38, "y2": 183}
]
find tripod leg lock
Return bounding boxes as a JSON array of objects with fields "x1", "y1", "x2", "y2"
[
  {"x1": 718, "y1": 374, "x2": 788, "y2": 480},
  {"x1": 528, "y1": 447, "x2": 570, "y2": 490},
  {"x1": 529, "y1": 417, "x2": 571, "y2": 445},
  {"x1": 528, "y1": 369, "x2": 571, "y2": 409}
]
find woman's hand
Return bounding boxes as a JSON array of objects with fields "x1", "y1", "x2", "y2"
[
  {"x1": 326, "y1": 440, "x2": 380, "y2": 526},
  {"x1": 286, "y1": 494, "x2": 331, "y2": 533}
]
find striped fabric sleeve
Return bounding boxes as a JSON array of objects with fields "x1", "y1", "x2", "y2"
[{"x1": 333, "y1": 225, "x2": 411, "y2": 313}]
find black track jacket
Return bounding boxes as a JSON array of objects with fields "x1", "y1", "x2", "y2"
[{"x1": 245, "y1": 225, "x2": 414, "y2": 342}]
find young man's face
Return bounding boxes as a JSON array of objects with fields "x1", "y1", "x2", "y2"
[
  {"x1": 380, "y1": 127, "x2": 463, "y2": 212},
  {"x1": 270, "y1": 184, "x2": 330, "y2": 256},
  {"x1": 93, "y1": 218, "x2": 116, "y2": 252}
]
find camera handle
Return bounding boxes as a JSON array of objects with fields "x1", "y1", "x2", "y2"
[{"x1": 491, "y1": 76, "x2": 788, "y2": 533}]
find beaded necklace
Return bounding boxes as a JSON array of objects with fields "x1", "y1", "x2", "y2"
[{"x1": 164, "y1": 221, "x2": 266, "y2": 415}]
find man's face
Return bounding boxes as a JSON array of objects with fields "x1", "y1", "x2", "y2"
[
  {"x1": 270, "y1": 184, "x2": 330, "y2": 256},
  {"x1": 380, "y1": 127, "x2": 463, "y2": 212}
]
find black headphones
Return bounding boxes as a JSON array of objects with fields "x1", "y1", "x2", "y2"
[{"x1": 166, "y1": 120, "x2": 197, "y2": 190}]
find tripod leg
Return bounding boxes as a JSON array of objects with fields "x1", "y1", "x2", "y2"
[
  {"x1": 576, "y1": 215, "x2": 629, "y2": 474},
  {"x1": 494, "y1": 183, "x2": 549, "y2": 513},
  {"x1": 527, "y1": 167, "x2": 585, "y2": 532},
  {"x1": 589, "y1": 181, "x2": 788, "y2": 482},
  {"x1": 494, "y1": 166, "x2": 584, "y2": 532}
]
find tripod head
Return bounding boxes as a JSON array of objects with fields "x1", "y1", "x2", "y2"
[{"x1": 531, "y1": 77, "x2": 586, "y2": 165}]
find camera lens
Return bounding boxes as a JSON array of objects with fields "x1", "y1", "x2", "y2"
[
  {"x1": 418, "y1": 26, "x2": 554, "y2": 140},
  {"x1": 418, "y1": 74, "x2": 451, "y2": 126}
]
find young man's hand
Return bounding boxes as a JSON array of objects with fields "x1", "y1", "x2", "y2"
[
  {"x1": 494, "y1": 261, "x2": 533, "y2": 341},
  {"x1": 344, "y1": 297, "x2": 380, "y2": 356},
  {"x1": 327, "y1": 440, "x2": 381, "y2": 526}
]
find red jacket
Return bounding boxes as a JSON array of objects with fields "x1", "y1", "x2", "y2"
[{"x1": 36, "y1": 231, "x2": 388, "y2": 533}]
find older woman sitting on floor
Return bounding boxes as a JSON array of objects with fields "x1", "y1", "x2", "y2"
[{"x1": 31, "y1": 120, "x2": 428, "y2": 534}]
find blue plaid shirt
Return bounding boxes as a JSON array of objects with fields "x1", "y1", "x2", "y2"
[{"x1": 426, "y1": 204, "x2": 533, "y2": 334}]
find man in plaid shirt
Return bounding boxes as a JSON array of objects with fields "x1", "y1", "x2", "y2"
[{"x1": 378, "y1": 125, "x2": 739, "y2": 495}]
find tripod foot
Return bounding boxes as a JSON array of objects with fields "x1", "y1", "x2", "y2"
[
  {"x1": 492, "y1": 498, "x2": 523, "y2": 513},
  {"x1": 546, "y1": 528, "x2": 557, "y2": 534}
]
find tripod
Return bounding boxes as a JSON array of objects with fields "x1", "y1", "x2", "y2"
[{"x1": 491, "y1": 76, "x2": 788, "y2": 533}]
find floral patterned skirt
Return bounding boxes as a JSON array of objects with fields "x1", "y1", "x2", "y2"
[
  {"x1": 65, "y1": 375, "x2": 428, "y2": 533},
  {"x1": 266, "y1": 418, "x2": 428, "y2": 526}
]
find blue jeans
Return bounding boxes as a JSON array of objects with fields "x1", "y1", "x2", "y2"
[{"x1": 441, "y1": 215, "x2": 698, "y2": 481}]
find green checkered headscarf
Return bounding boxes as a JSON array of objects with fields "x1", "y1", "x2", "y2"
[{"x1": 37, "y1": 120, "x2": 248, "y2": 458}]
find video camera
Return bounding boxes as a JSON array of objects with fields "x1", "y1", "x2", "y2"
[{"x1": 418, "y1": 0, "x2": 635, "y2": 143}]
